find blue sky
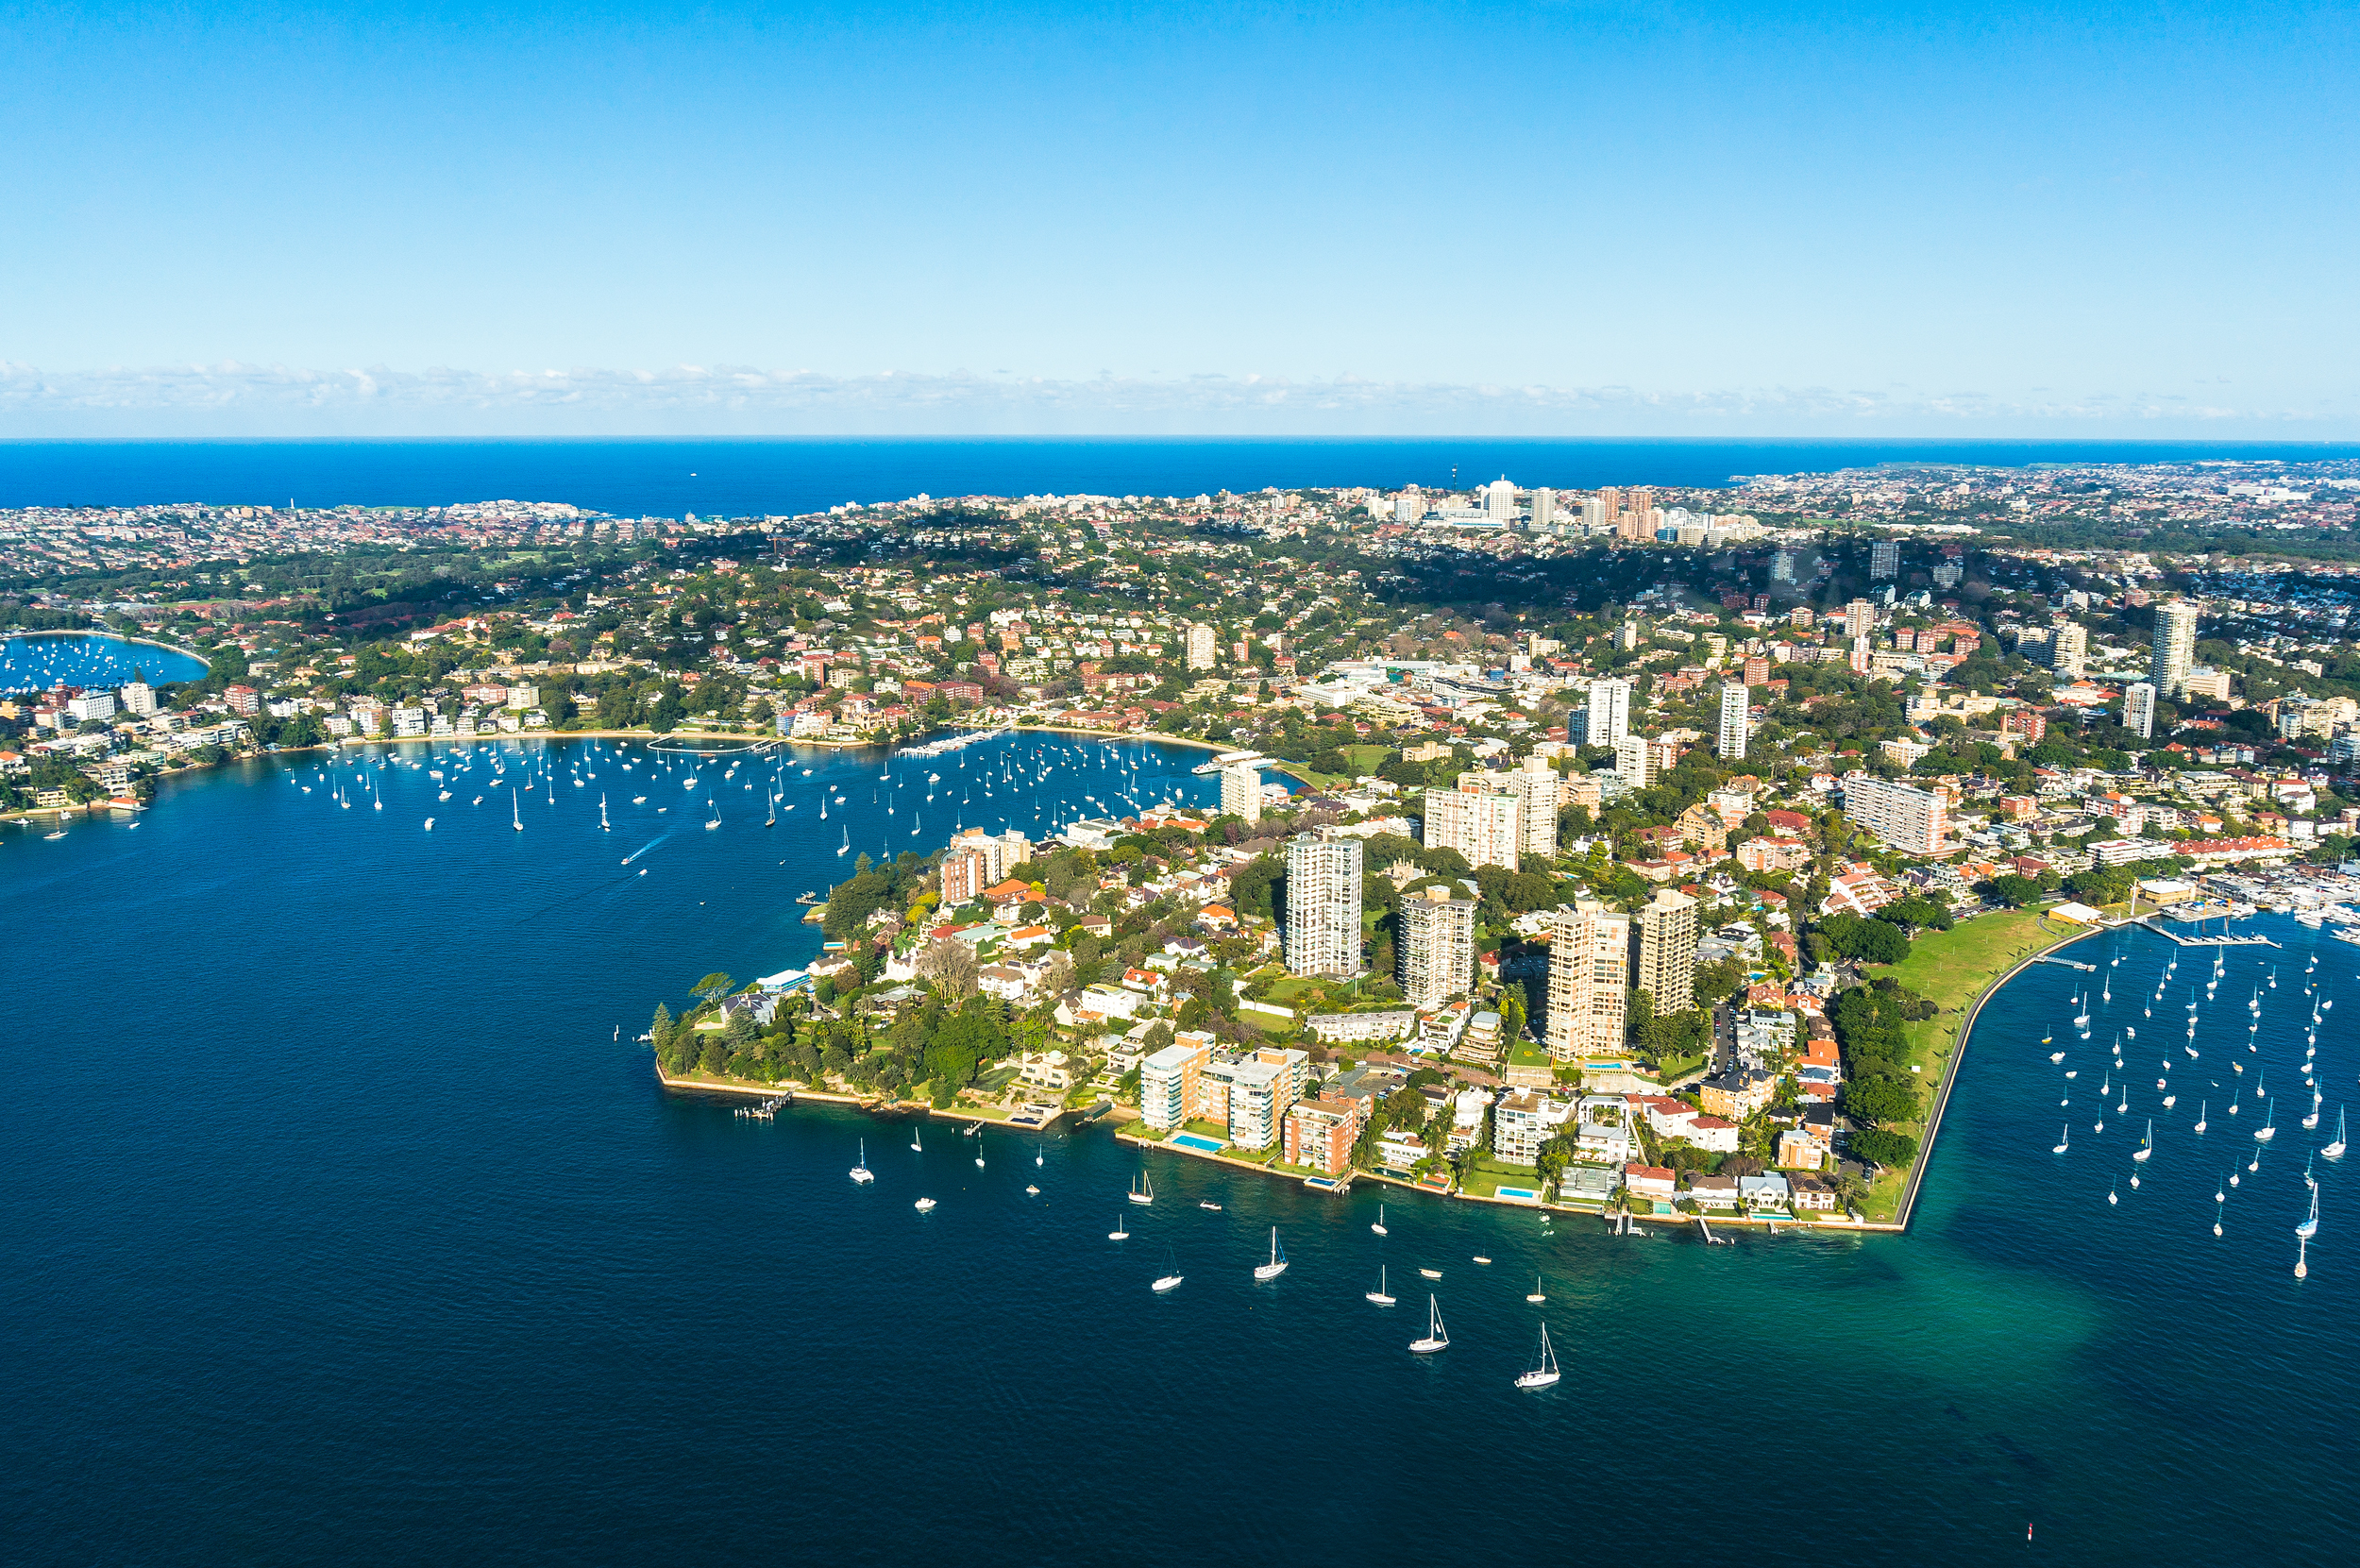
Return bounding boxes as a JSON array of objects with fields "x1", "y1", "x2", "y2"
[{"x1": 2, "y1": 0, "x2": 2354, "y2": 434}]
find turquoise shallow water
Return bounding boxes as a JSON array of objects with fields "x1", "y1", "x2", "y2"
[{"x1": 3, "y1": 726, "x2": 2355, "y2": 1564}]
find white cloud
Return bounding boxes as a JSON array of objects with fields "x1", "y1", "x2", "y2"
[{"x1": 0, "y1": 361, "x2": 2338, "y2": 437}]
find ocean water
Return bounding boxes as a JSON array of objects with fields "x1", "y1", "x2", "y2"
[
  {"x1": 4, "y1": 737, "x2": 2356, "y2": 1565},
  {"x1": 6, "y1": 436, "x2": 2360, "y2": 516},
  {"x1": 2, "y1": 632, "x2": 209, "y2": 693}
]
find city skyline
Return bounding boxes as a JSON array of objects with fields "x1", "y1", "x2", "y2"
[{"x1": 4, "y1": 1, "x2": 2355, "y2": 437}]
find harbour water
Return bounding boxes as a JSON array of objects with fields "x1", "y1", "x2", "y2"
[
  {"x1": 4, "y1": 740, "x2": 2357, "y2": 1564},
  {"x1": 2, "y1": 631, "x2": 209, "y2": 693},
  {"x1": 8, "y1": 436, "x2": 2360, "y2": 516}
]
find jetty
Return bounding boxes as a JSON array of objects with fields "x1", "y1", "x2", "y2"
[
  {"x1": 2133, "y1": 916, "x2": 2277, "y2": 949},
  {"x1": 2032, "y1": 954, "x2": 2096, "y2": 972}
]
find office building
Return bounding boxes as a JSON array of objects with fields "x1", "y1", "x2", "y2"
[
  {"x1": 1221, "y1": 762, "x2": 1262, "y2": 824},
  {"x1": 1284, "y1": 835, "x2": 1363, "y2": 976},
  {"x1": 1870, "y1": 540, "x2": 1900, "y2": 580},
  {"x1": 2049, "y1": 619, "x2": 2087, "y2": 680},
  {"x1": 1544, "y1": 899, "x2": 1628, "y2": 1060},
  {"x1": 2125, "y1": 681, "x2": 2157, "y2": 740},
  {"x1": 1424, "y1": 786, "x2": 1520, "y2": 869},
  {"x1": 1613, "y1": 733, "x2": 1654, "y2": 790},
  {"x1": 1717, "y1": 682, "x2": 1750, "y2": 760},
  {"x1": 1842, "y1": 771, "x2": 1948, "y2": 854},
  {"x1": 2152, "y1": 599, "x2": 2200, "y2": 699},
  {"x1": 1635, "y1": 888, "x2": 1698, "y2": 1015},
  {"x1": 1398, "y1": 885, "x2": 1477, "y2": 1009},
  {"x1": 1186, "y1": 622, "x2": 1218, "y2": 670},
  {"x1": 1586, "y1": 679, "x2": 1632, "y2": 748}
]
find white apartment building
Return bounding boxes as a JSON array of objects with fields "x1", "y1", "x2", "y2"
[
  {"x1": 1586, "y1": 679, "x2": 1632, "y2": 748},
  {"x1": 1424, "y1": 786, "x2": 1520, "y2": 869},
  {"x1": 2152, "y1": 599, "x2": 2199, "y2": 699},
  {"x1": 1545, "y1": 899, "x2": 1629, "y2": 1061},
  {"x1": 1220, "y1": 761, "x2": 1262, "y2": 824},
  {"x1": 1613, "y1": 733, "x2": 1654, "y2": 790},
  {"x1": 1841, "y1": 771, "x2": 1947, "y2": 854},
  {"x1": 1186, "y1": 622, "x2": 1218, "y2": 670},
  {"x1": 1717, "y1": 682, "x2": 1749, "y2": 760},
  {"x1": 1493, "y1": 1090, "x2": 1575, "y2": 1167},
  {"x1": 1285, "y1": 834, "x2": 1363, "y2": 976},
  {"x1": 1509, "y1": 755, "x2": 1561, "y2": 857},
  {"x1": 1139, "y1": 1040, "x2": 1206, "y2": 1130},
  {"x1": 2125, "y1": 681, "x2": 2157, "y2": 740},
  {"x1": 1398, "y1": 886, "x2": 1477, "y2": 1009}
]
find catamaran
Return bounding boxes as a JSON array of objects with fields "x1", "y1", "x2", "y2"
[
  {"x1": 1515, "y1": 1324, "x2": 1561, "y2": 1390},
  {"x1": 1408, "y1": 1295, "x2": 1449, "y2": 1354},
  {"x1": 1253, "y1": 1227, "x2": 1289, "y2": 1281},
  {"x1": 850, "y1": 1139, "x2": 874, "y2": 1184}
]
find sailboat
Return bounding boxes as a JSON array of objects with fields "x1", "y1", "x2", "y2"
[
  {"x1": 1036, "y1": 1142, "x2": 1044, "y2": 1168},
  {"x1": 910, "y1": 1126, "x2": 923, "y2": 1153},
  {"x1": 2196, "y1": 1101, "x2": 2209, "y2": 1133},
  {"x1": 974, "y1": 1134, "x2": 986, "y2": 1170},
  {"x1": 1366, "y1": 1265, "x2": 1396, "y2": 1306},
  {"x1": 1129, "y1": 1169, "x2": 1155, "y2": 1205},
  {"x1": 2107, "y1": 1184, "x2": 2118, "y2": 1206},
  {"x1": 1152, "y1": 1249, "x2": 1184, "y2": 1293},
  {"x1": 837, "y1": 826, "x2": 850, "y2": 856},
  {"x1": 2053, "y1": 1124, "x2": 2071, "y2": 1155},
  {"x1": 765, "y1": 793, "x2": 776, "y2": 828},
  {"x1": 2256, "y1": 1101, "x2": 2277, "y2": 1142},
  {"x1": 598, "y1": 793, "x2": 610, "y2": 830},
  {"x1": 2296, "y1": 1235, "x2": 2310, "y2": 1278},
  {"x1": 2325, "y1": 1107, "x2": 2348, "y2": 1161},
  {"x1": 1372, "y1": 1204, "x2": 1388, "y2": 1237},
  {"x1": 1408, "y1": 1295, "x2": 1449, "y2": 1354},
  {"x1": 850, "y1": 1139, "x2": 874, "y2": 1184},
  {"x1": 1526, "y1": 1274, "x2": 1546, "y2": 1304},
  {"x1": 1108, "y1": 1214, "x2": 1129, "y2": 1241},
  {"x1": 2133, "y1": 1121, "x2": 2154, "y2": 1162},
  {"x1": 705, "y1": 798, "x2": 720, "y2": 831},
  {"x1": 2297, "y1": 1189, "x2": 2320, "y2": 1240},
  {"x1": 1516, "y1": 1324, "x2": 1562, "y2": 1390},
  {"x1": 1253, "y1": 1227, "x2": 1289, "y2": 1281}
]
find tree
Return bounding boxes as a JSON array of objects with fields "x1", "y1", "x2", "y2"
[
  {"x1": 649, "y1": 1003, "x2": 674, "y2": 1053},
  {"x1": 692, "y1": 972, "x2": 733, "y2": 1004},
  {"x1": 916, "y1": 937, "x2": 980, "y2": 1002},
  {"x1": 1842, "y1": 1076, "x2": 1921, "y2": 1126},
  {"x1": 1985, "y1": 872, "x2": 2044, "y2": 907},
  {"x1": 1849, "y1": 1128, "x2": 1919, "y2": 1169}
]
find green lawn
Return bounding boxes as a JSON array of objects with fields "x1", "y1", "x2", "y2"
[
  {"x1": 1457, "y1": 1155, "x2": 1541, "y2": 1199},
  {"x1": 1340, "y1": 745, "x2": 1391, "y2": 776},
  {"x1": 1857, "y1": 904, "x2": 2097, "y2": 1220},
  {"x1": 1507, "y1": 1037, "x2": 1554, "y2": 1070}
]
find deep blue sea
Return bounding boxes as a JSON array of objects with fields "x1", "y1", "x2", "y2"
[
  {"x1": 5, "y1": 436, "x2": 2360, "y2": 516},
  {"x1": 7, "y1": 666, "x2": 2358, "y2": 1561}
]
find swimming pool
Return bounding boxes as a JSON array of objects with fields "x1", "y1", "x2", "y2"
[
  {"x1": 1169, "y1": 1132, "x2": 1227, "y2": 1154},
  {"x1": 1494, "y1": 1186, "x2": 1541, "y2": 1203}
]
